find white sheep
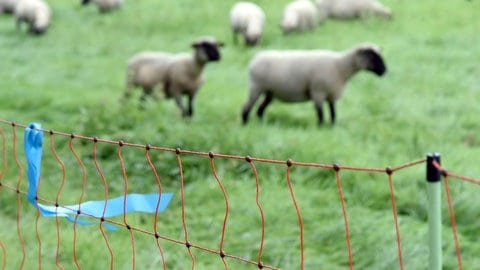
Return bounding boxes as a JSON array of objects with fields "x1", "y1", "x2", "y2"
[
  {"x1": 229, "y1": 1, "x2": 265, "y2": 46},
  {"x1": 241, "y1": 43, "x2": 387, "y2": 125},
  {"x1": 281, "y1": 0, "x2": 318, "y2": 34},
  {"x1": 14, "y1": 0, "x2": 51, "y2": 35},
  {"x1": 81, "y1": 0, "x2": 122, "y2": 13},
  {"x1": 316, "y1": 0, "x2": 392, "y2": 20},
  {"x1": 124, "y1": 37, "x2": 224, "y2": 117},
  {"x1": 0, "y1": 0, "x2": 17, "y2": 14}
]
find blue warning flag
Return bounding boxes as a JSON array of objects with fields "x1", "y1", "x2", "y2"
[{"x1": 24, "y1": 123, "x2": 173, "y2": 230}]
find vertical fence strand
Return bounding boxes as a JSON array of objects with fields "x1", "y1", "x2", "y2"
[
  {"x1": 0, "y1": 127, "x2": 6, "y2": 270},
  {"x1": 35, "y1": 205, "x2": 42, "y2": 269},
  {"x1": 145, "y1": 146, "x2": 167, "y2": 270},
  {"x1": 209, "y1": 153, "x2": 229, "y2": 269},
  {"x1": 93, "y1": 139, "x2": 115, "y2": 270},
  {"x1": 12, "y1": 124, "x2": 26, "y2": 270},
  {"x1": 386, "y1": 169, "x2": 404, "y2": 270},
  {"x1": 0, "y1": 127, "x2": 6, "y2": 181},
  {"x1": 49, "y1": 131, "x2": 66, "y2": 270},
  {"x1": 117, "y1": 142, "x2": 136, "y2": 270},
  {"x1": 285, "y1": 160, "x2": 304, "y2": 270},
  {"x1": 443, "y1": 176, "x2": 463, "y2": 270},
  {"x1": 247, "y1": 157, "x2": 266, "y2": 265},
  {"x1": 176, "y1": 149, "x2": 196, "y2": 269},
  {"x1": 0, "y1": 241, "x2": 6, "y2": 270},
  {"x1": 69, "y1": 135, "x2": 87, "y2": 270},
  {"x1": 334, "y1": 166, "x2": 353, "y2": 270}
]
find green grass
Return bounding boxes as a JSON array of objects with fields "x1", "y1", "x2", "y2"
[{"x1": 1, "y1": 0, "x2": 480, "y2": 269}]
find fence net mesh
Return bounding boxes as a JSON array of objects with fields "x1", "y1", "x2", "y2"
[{"x1": 0, "y1": 120, "x2": 472, "y2": 269}]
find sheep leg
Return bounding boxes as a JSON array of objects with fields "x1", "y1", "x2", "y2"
[
  {"x1": 139, "y1": 87, "x2": 153, "y2": 102},
  {"x1": 123, "y1": 84, "x2": 134, "y2": 100},
  {"x1": 328, "y1": 100, "x2": 336, "y2": 125},
  {"x1": 187, "y1": 94, "x2": 194, "y2": 117},
  {"x1": 173, "y1": 93, "x2": 187, "y2": 117},
  {"x1": 315, "y1": 102, "x2": 324, "y2": 124},
  {"x1": 311, "y1": 90, "x2": 327, "y2": 125},
  {"x1": 256, "y1": 92, "x2": 273, "y2": 119},
  {"x1": 241, "y1": 89, "x2": 262, "y2": 124}
]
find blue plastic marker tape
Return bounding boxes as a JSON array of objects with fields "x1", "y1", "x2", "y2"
[{"x1": 25, "y1": 123, "x2": 173, "y2": 230}]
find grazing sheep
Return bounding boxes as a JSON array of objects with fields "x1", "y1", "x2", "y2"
[
  {"x1": 281, "y1": 0, "x2": 318, "y2": 34},
  {"x1": 81, "y1": 0, "x2": 122, "y2": 13},
  {"x1": 0, "y1": 0, "x2": 17, "y2": 14},
  {"x1": 124, "y1": 37, "x2": 224, "y2": 117},
  {"x1": 14, "y1": 0, "x2": 51, "y2": 35},
  {"x1": 316, "y1": 0, "x2": 392, "y2": 20},
  {"x1": 230, "y1": 1, "x2": 265, "y2": 46},
  {"x1": 241, "y1": 43, "x2": 387, "y2": 125}
]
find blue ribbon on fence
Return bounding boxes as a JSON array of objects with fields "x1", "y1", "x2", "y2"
[{"x1": 25, "y1": 122, "x2": 173, "y2": 230}]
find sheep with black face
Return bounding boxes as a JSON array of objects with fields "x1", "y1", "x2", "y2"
[
  {"x1": 241, "y1": 43, "x2": 387, "y2": 125},
  {"x1": 124, "y1": 37, "x2": 224, "y2": 117}
]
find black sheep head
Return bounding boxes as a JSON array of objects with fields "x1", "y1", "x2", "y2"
[
  {"x1": 192, "y1": 37, "x2": 224, "y2": 63},
  {"x1": 356, "y1": 44, "x2": 387, "y2": 76}
]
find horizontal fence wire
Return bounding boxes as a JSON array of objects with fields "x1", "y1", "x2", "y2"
[{"x1": 0, "y1": 119, "x2": 475, "y2": 269}]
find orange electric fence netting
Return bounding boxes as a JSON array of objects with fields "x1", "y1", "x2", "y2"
[{"x1": 0, "y1": 119, "x2": 472, "y2": 269}]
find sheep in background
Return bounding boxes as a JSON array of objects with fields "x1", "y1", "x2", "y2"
[
  {"x1": 81, "y1": 0, "x2": 122, "y2": 13},
  {"x1": 316, "y1": 0, "x2": 392, "y2": 20},
  {"x1": 0, "y1": 0, "x2": 18, "y2": 14},
  {"x1": 124, "y1": 52, "x2": 173, "y2": 102},
  {"x1": 241, "y1": 43, "x2": 387, "y2": 125},
  {"x1": 230, "y1": 1, "x2": 265, "y2": 46},
  {"x1": 281, "y1": 0, "x2": 318, "y2": 34},
  {"x1": 124, "y1": 37, "x2": 224, "y2": 117},
  {"x1": 14, "y1": 0, "x2": 51, "y2": 35}
]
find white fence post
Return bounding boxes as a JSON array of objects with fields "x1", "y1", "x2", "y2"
[{"x1": 426, "y1": 153, "x2": 442, "y2": 270}]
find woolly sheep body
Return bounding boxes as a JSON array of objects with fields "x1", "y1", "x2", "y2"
[
  {"x1": 281, "y1": 0, "x2": 318, "y2": 34},
  {"x1": 124, "y1": 37, "x2": 223, "y2": 117},
  {"x1": 125, "y1": 52, "x2": 174, "y2": 100},
  {"x1": 316, "y1": 0, "x2": 392, "y2": 19},
  {"x1": 14, "y1": 0, "x2": 51, "y2": 34},
  {"x1": 0, "y1": 0, "x2": 17, "y2": 14},
  {"x1": 230, "y1": 1, "x2": 265, "y2": 46},
  {"x1": 82, "y1": 0, "x2": 122, "y2": 13},
  {"x1": 242, "y1": 43, "x2": 387, "y2": 124}
]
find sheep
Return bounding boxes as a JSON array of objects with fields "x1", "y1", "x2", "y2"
[
  {"x1": 280, "y1": 0, "x2": 318, "y2": 34},
  {"x1": 81, "y1": 0, "x2": 122, "y2": 13},
  {"x1": 0, "y1": 0, "x2": 17, "y2": 14},
  {"x1": 229, "y1": 1, "x2": 265, "y2": 46},
  {"x1": 124, "y1": 37, "x2": 224, "y2": 117},
  {"x1": 241, "y1": 43, "x2": 387, "y2": 125},
  {"x1": 14, "y1": 0, "x2": 51, "y2": 35},
  {"x1": 315, "y1": 0, "x2": 392, "y2": 20}
]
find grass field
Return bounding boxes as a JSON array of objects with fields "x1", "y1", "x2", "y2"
[{"x1": 1, "y1": 0, "x2": 480, "y2": 269}]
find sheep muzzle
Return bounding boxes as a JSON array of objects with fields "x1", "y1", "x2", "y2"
[
  {"x1": 203, "y1": 44, "x2": 221, "y2": 61},
  {"x1": 364, "y1": 50, "x2": 386, "y2": 76}
]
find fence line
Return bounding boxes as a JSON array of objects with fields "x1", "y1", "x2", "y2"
[{"x1": 0, "y1": 119, "x2": 476, "y2": 269}]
